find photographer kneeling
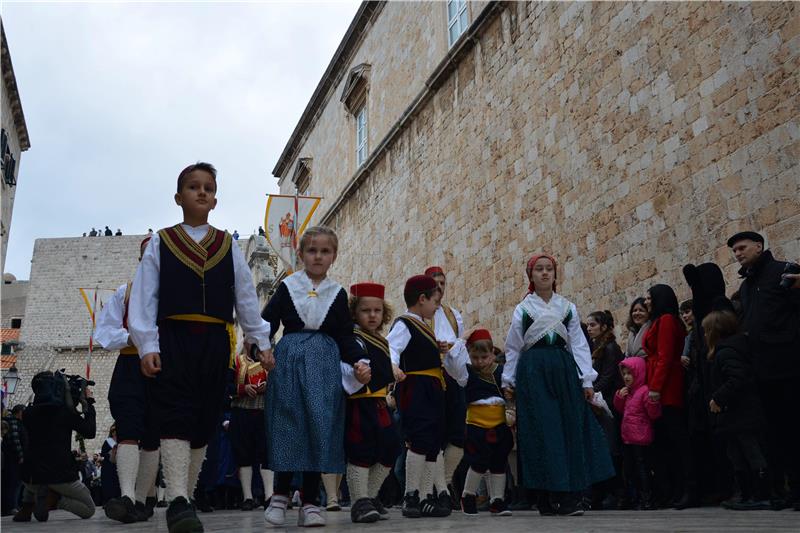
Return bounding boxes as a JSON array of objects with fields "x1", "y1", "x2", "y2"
[{"x1": 14, "y1": 371, "x2": 97, "y2": 522}]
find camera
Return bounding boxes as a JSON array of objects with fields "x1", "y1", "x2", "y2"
[
  {"x1": 32, "y1": 370, "x2": 94, "y2": 411},
  {"x1": 779, "y1": 262, "x2": 800, "y2": 289},
  {"x1": 57, "y1": 370, "x2": 95, "y2": 410}
]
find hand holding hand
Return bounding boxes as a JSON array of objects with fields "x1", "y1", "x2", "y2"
[
  {"x1": 709, "y1": 399, "x2": 721, "y2": 413},
  {"x1": 503, "y1": 387, "x2": 515, "y2": 401},
  {"x1": 141, "y1": 353, "x2": 161, "y2": 377},
  {"x1": 392, "y1": 365, "x2": 406, "y2": 382},
  {"x1": 259, "y1": 348, "x2": 275, "y2": 372},
  {"x1": 354, "y1": 362, "x2": 371, "y2": 384},
  {"x1": 583, "y1": 387, "x2": 594, "y2": 401}
]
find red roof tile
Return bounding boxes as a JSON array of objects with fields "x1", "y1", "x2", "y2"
[{"x1": 0, "y1": 328, "x2": 20, "y2": 342}]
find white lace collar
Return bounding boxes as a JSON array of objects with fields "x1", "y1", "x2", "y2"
[{"x1": 283, "y1": 270, "x2": 341, "y2": 330}]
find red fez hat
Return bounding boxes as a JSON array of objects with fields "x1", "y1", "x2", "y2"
[
  {"x1": 350, "y1": 282, "x2": 385, "y2": 299},
  {"x1": 404, "y1": 274, "x2": 437, "y2": 294},
  {"x1": 424, "y1": 266, "x2": 445, "y2": 277},
  {"x1": 467, "y1": 329, "x2": 493, "y2": 344}
]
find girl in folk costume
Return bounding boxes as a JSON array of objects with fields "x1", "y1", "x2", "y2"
[
  {"x1": 259, "y1": 226, "x2": 370, "y2": 527},
  {"x1": 344, "y1": 282, "x2": 402, "y2": 523},
  {"x1": 502, "y1": 254, "x2": 614, "y2": 516}
]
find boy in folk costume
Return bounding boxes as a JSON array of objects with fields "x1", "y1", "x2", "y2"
[
  {"x1": 229, "y1": 347, "x2": 272, "y2": 511},
  {"x1": 129, "y1": 162, "x2": 271, "y2": 533},
  {"x1": 386, "y1": 275, "x2": 449, "y2": 518},
  {"x1": 345, "y1": 282, "x2": 402, "y2": 523},
  {"x1": 425, "y1": 266, "x2": 466, "y2": 510},
  {"x1": 95, "y1": 237, "x2": 160, "y2": 524},
  {"x1": 444, "y1": 329, "x2": 513, "y2": 516}
]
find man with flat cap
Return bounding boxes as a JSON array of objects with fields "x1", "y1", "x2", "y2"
[{"x1": 728, "y1": 231, "x2": 800, "y2": 510}]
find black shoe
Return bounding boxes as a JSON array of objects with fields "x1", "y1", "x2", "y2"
[
  {"x1": 537, "y1": 493, "x2": 556, "y2": 516},
  {"x1": 673, "y1": 492, "x2": 697, "y2": 510},
  {"x1": 420, "y1": 494, "x2": 440, "y2": 517},
  {"x1": 33, "y1": 485, "x2": 50, "y2": 522},
  {"x1": 166, "y1": 496, "x2": 204, "y2": 533},
  {"x1": 105, "y1": 495, "x2": 139, "y2": 524},
  {"x1": 156, "y1": 499, "x2": 169, "y2": 508},
  {"x1": 145, "y1": 496, "x2": 157, "y2": 518},
  {"x1": 489, "y1": 498, "x2": 512, "y2": 516},
  {"x1": 13, "y1": 503, "x2": 33, "y2": 522},
  {"x1": 436, "y1": 491, "x2": 453, "y2": 517},
  {"x1": 371, "y1": 498, "x2": 389, "y2": 520},
  {"x1": 402, "y1": 491, "x2": 421, "y2": 518},
  {"x1": 556, "y1": 494, "x2": 584, "y2": 516},
  {"x1": 351, "y1": 497, "x2": 380, "y2": 523},
  {"x1": 135, "y1": 501, "x2": 150, "y2": 522},
  {"x1": 728, "y1": 499, "x2": 772, "y2": 511},
  {"x1": 461, "y1": 494, "x2": 478, "y2": 515},
  {"x1": 240, "y1": 498, "x2": 255, "y2": 511}
]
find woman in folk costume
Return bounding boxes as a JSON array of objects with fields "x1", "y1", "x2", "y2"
[
  {"x1": 502, "y1": 254, "x2": 614, "y2": 516},
  {"x1": 260, "y1": 226, "x2": 370, "y2": 527}
]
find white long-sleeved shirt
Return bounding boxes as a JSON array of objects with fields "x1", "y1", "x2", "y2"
[
  {"x1": 386, "y1": 311, "x2": 426, "y2": 367},
  {"x1": 502, "y1": 300, "x2": 596, "y2": 389},
  {"x1": 94, "y1": 283, "x2": 130, "y2": 351},
  {"x1": 444, "y1": 339, "x2": 505, "y2": 406},
  {"x1": 431, "y1": 305, "x2": 465, "y2": 343},
  {"x1": 128, "y1": 224, "x2": 271, "y2": 357}
]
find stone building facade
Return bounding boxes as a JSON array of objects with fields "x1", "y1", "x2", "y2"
[
  {"x1": 1, "y1": 21, "x2": 32, "y2": 274},
  {"x1": 273, "y1": 1, "x2": 800, "y2": 341}
]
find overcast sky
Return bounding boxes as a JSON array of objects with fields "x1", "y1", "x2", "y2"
[{"x1": 3, "y1": 0, "x2": 360, "y2": 278}]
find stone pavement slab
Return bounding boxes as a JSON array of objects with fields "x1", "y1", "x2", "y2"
[{"x1": 2, "y1": 506, "x2": 798, "y2": 532}]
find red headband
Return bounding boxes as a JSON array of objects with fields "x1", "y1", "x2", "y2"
[
  {"x1": 424, "y1": 266, "x2": 444, "y2": 277},
  {"x1": 350, "y1": 282, "x2": 385, "y2": 299},
  {"x1": 526, "y1": 253, "x2": 557, "y2": 293},
  {"x1": 467, "y1": 329, "x2": 492, "y2": 344}
]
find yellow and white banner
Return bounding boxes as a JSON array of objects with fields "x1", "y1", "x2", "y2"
[{"x1": 264, "y1": 194, "x2": 321, "y2": 273}]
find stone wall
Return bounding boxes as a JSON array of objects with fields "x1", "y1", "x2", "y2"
[{"x1": 287, "y1": 1, "x2": 800, "y2": 342}]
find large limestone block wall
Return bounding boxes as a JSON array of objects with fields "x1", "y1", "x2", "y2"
[
  {"x1": 323, "y1": 1, "x2": 800, "y2": 342},
  {"x1": 16, "y1": 236, "x2": 143, "y2": 451}
]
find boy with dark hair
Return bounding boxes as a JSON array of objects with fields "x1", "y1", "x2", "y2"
[
  {"x1": 129, "y1": 162, "x2": 271, "y2": 533},
  {"x1": 387, "y1": 275, "x2": 447, "y2": 518}
]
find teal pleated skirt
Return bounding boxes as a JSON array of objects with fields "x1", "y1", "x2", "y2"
[{"x1": 515, "y1": 343, "x2": 614, "y2": 492}]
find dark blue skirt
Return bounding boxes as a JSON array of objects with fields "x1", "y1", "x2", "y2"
[
  {"x1": 264, "y1": 332, "x2": 345, "y2": 473},
  {"x1": 516, "y1": 344, "x2": 614, "y2": 492}
]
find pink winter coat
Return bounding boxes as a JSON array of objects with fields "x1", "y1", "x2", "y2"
[{"x1": 613, "y1": 357, "x2": 662, "y2": 446}]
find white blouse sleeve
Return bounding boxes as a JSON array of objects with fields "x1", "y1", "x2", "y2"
[
  {"x1": 129, "y1": 235, "x2": 161, "y2": 357},
  {"x1": 386, "y1": 320, "x2": 411, "y2": 367},
  {"x1": 231, "y1": 243, "x2": 271, "y2": 351},
  {"x1": 502, "y1": 305, "x2": 524, "y2": 388},
  {"x1": 453, "y1": 307, "x2": 465, "y2": 338},
  {"x1": 443, "y1": 339, "x2": 469, "y2": 387},
  {"x1": 93, "y1": 285, "x2": 129, "y2": 351},
  {"x1": 566, "y1": 303, "x2": 597, "y2": 388}
]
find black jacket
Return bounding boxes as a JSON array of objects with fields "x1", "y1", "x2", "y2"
[
  {"x1": 21, "y1": 402, "x2": 96, "y2": 484},
  {"x1": 737, "y1": 250, "x2": 800, "y2": 380},
  {"x1": 709, "y1": 333, "x2": 763, "y2": 435},
  {"x1": 592, "y1": 340, "x2": 624, "y2": 407}
]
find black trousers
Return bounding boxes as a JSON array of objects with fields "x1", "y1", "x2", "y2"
[
  {"x1": 653, "y1": 406, "x2": 694, "y2": 500},
  {"x1": 623, "y1": 444, "x2": 652, "y2": 498},
  {"x1": 230, "y1": 407, "x2": 267, "y2": 468},
  {"x1": 757, "y1": 378, "x2": 798, "y2": 499},
  {"x1": 726, "y1": 432, "x2": 767, "y2": 473},
  {"x1": 150, "y1": 320, "x2": 230, "y2": 447},
  {"x1": 108, "y1": 353, "x2": 159, "y2": 449}
]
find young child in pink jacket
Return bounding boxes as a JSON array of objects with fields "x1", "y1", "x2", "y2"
[{"x1": 613, "y1": 357, "x2": 661, "y2": 510}]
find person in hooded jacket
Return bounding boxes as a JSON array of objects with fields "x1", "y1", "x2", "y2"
[
  {"x1": 703, "y1": 309, "x2": 770, "y2": 510},
  {"x1": 614, "y1": 357, "x2": 661, "y2": 510},
  {"x1": 643, "y1": 284, "x2": 693, "y2": 508}
]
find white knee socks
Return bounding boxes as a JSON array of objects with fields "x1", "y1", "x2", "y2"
[
  {"x1": 368, "y1": 464, "x2": 390, "y2": 498},
  {"x1": 488, "y1": 473, "x2": 506, "y2": 502},
  {"x1": 405, "y1": 451, "x2": 426, "y2": 495},
  {"x1": 346, "y1": 464, "x2": 370, "y2": 501},
  {"x1": 433, "y1": 451, "x2": 447, "y2": 495},
  {"x1": 321, "y1": 473, "x2": 341, "y2": 505},
  {"x1": 186, "y1": 446, "x2": 207, "y2": 497},
  {"x1": 443, "y1": 445, "x2": 463, "y2": 489},
  {"x1": 134, "y1": 449, "x2": 160, "y2": 504},
  {"x1": 260, "y1": 469, "x2": 274, "y2": 500},
  {"x1": 160, "y1": 439, "x2": 190, "y2": 501},
  {"x1": 463, "y1": 467, "x2": 483, "y2": 496},
  {"x1": 240, "y1": 466, "x2": 254, "y2": 500},
  {"x1": 115, "y1": 444, "x2": 140, "y2": 500}
]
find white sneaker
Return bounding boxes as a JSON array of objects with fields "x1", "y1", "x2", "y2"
[
  {"x1": 298, "y1": 504, "x2": 326, "y2": 527},
  {"x1": 264, "y1": 494, "x2": 289, "y2": 526}
]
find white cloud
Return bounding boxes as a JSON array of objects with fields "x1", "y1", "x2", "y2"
[{"x1": 3, "y1": 0, "x2": 360, "y2": 277}]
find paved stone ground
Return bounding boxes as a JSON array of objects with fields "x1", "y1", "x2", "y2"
[{"x1": 2, "y1": 506, "x2": 798, "y2": 532}]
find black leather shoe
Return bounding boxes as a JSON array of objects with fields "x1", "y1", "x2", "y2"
[
  {"x1": 401, "y1": 491, "x2": 421, "y2": 518},
  {"x1": 105, "y1": 496, "x2": 139, "y2": 524},
  {"x1": 166, "y1": 496, "x2": 204, "y2": 533}
]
